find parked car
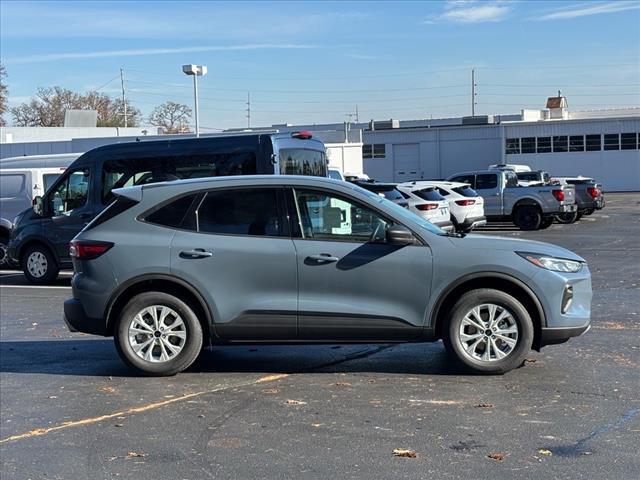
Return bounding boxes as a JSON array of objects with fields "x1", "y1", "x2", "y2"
[
  {"x1": 8, "y1": 132, "x2": 327, "y2": 284},
  {"x1": 551, "y1": 176, "x2": 605, "y2": 222},
  {"x1": 64, "y1": 175, "x2": 592, "y2": 376},
  {"x1": 0, "y1": 153, "x2": 81, "y2": 267},
  {"x1": 403, "y1": 181, "x2": 485, "y2": 233},
  {"x1": 396, "y1": 183, "x2": 454, "y2": 232},
  {"x1": 350, "y1": 180, "x2": 408, "y2": 209},
  {"x1": 447, "y1": 170, "x2": 576, "y2": 230}
]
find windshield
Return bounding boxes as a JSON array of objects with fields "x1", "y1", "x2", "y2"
[
  {"x1": 415, "y1": 188, "x2": 445, "y2": 201},
  {"x1": 352, "y1": 184, "x2": 444, "y2": 235},
  {"x1": 279, "y1": 148, "x2": 327, "y2": 177}
]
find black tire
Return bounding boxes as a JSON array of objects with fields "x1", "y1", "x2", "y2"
[
  {"x1": 539, "y1": 217, "x2": 554, "y2": 229},
  {"x1": 576, "y1": 212, "x2": 583, "y2": 221},
  {"x1": 584, "y1": 209, "x2": 594, "y2": 216},
  {"x1": 114, "y1": 292, "x2": 204, "y2": 376},
  {"x1": 22, "y1": 244, "x2": 59, "y2": 284},
  {"x1": 0, "y1": 235, "x2": 9, "y2": 268},
  {"x1": 442, "y1": 288, "x2": 534, "y2": 374},
  {"x1": 513, "y1": 205, "x2": 542, "y2": 231},
  {"x1": 555, "y1": 211, "x2": 578, "y2": 224}
]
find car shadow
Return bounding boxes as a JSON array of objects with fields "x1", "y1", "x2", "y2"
[{"x1": 0, "y1": 339, "x2": 468, "y2": 377}]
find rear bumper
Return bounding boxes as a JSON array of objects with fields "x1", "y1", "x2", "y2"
[
  {"x1": 560, "y1": 203, "x2": 578, "y2": 213},
  {"x1": 459, "y1": 215, "x2": 486, "y2": 230},
  {"x1": 540, "y1": 324, "x2": 590, "y2": 347},
  {"x1": 63, "y1": 298, "x2": 108, "y2": 336}
]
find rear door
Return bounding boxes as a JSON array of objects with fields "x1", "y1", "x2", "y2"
[
  {"x1": 475, "y1": 173, "x2": 502, "y2": 216},
  {"x1": 169, "y1": 187, "x2": 298, "y2": 340},
  {"x1": 290, "y1": 187, "x2": 432, "y2": 340}
]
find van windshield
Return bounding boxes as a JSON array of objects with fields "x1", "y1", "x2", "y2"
[{"x1": 279, "y1": 149, "x2": 327, "y2": 177}]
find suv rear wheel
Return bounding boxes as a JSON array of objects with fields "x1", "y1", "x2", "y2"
[
  {"x1": 443, "y1": 288, "x2": 534, "y2": 374},
  {"x1": 114, "y1": 292, "x2": 203, "y2": 376},
  {"x1": 513, "y1": 205, "x2": 542, "y2": 230},
  {"x1": 22, "y1": 244, "x2": 59, "y2": 284}
]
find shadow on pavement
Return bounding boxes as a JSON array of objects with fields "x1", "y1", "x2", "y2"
[{"x1": 0, "y1": 339, "x2": 466, "y2": 377}]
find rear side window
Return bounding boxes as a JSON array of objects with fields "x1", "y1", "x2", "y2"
[
  {"x1": 145, "y1": 194, "x2": 198, "y2": 229},
  {"x1": 196, "y1": 189, "x2": 282, "y2": 236},
  {"x1": 452, "y1": 186, "x2": 478, "y2": 197},
  {"x1": 414, "y1": 188, "x2": 445, "y2": 201},
  {"x1": 86, "y1": 196, "x2": 139, "y2": 231},
  {"x1": 450, "y1": 175, "x2": 475, "y2": 187},
  {"x1": 475, "y1": 174, "x2": 498, "y2": 190},
  {"x1": 0, "y1": 174, "x2": 26, "y2": 197},
  {"x1": 279, "y1": 149, "x2": 327, "y2": 177}
]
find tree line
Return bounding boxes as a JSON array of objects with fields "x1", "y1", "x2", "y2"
[{"x1": 0, "y1": 63, "x2": 193, "y2": 133}]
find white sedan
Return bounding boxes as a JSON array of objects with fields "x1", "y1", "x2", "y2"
[{"x1": 397, "y1": 184, "x2": 454, "y2": 232}]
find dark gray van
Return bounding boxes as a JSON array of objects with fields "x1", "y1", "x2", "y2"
[{"x1": 8, "y1": 132, "x2": 327, "y2": 283}]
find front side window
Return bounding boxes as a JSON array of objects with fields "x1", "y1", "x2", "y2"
[
  {"x1": 43, "y1": 173, "x2": 61, "y2": 193},
  {"x1": 475, "y1": 174, "x2": 498, "y2": 190},
  {"x1": 294, "y1": 189, "x2": 390, "y2": 243},
  {"x1": 49, "y1": 170, "x2": 89, "y2": 216},
  {"x1": 279, "y1": 149, "x2": 327, "y2": 177},
  {"x1": 197, "y1": 189, "x2": 282, "y2": 236}
]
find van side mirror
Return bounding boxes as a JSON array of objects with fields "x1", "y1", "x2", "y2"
[
  {"x1": 386, "y1": 225, "x2": 417, "y2": 246},
  {"x1": 33, "y1": 196, "x2": 44, "y2": 216}
]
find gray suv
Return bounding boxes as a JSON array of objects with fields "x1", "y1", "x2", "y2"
[{"x1": 64, "y1": 176, "x2": 592, "y2": 376}]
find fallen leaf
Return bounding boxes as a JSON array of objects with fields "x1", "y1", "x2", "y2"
[
  {"x1": 487, "y1": 452, "x2": 505, "y2": 461},
  {"x1": 126, "y1": 452, "x2": 147, "y2": 458},
  {"x1": 262, "y1": 388, "x2": 280, "y2": 394},
  {"x1": 475, "y1": 403, "x2": 494, "y2": 408},
  {"x1": 48, "y1": 395, "x2": 58, "y2": 399},
  {"x1": 284, "y1": 399, "x2": 307, "y2": 405},
  {"x1": 334, "y1": 382, "x2": 352, "y2": 387},
  {"x1": 98, "y1": 386, "x2": 117, "y2": 394},
  {"x1": 393, "y1": 448, "x2": 417, "y2": 458},
  {"x1": 525, "y1": 358, "x2": 537, "y2": 364},
  {"x1": 311, "y1": 423, "x2": 323, "y2": 427},
  {"x1": 538, "y1": 449, "x2": 552, "y2": 456}
]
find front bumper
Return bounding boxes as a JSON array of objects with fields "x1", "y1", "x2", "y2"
[
  {"x1": 63, "y1": 298, "x2": 108, "y2": 336},
  {"x1": 433, "y1": 220, "x2": 454, "y2": 232}
]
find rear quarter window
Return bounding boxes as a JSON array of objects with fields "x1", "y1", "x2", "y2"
[{"x1": 145, "y1": 194, "x2": 198, "y2": 229}]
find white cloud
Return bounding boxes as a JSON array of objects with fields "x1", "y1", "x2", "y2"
[
  {"x1": 5, "y1": 44, "x2": 318, "y2": 64},
  {"x1": 426, "y1": 1, "x2": 512, "y2": 24},
  {"x1": 538, "y1": 1, "x2": 640, "y2": 20}
]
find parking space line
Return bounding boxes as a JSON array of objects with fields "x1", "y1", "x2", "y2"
[
  {"x1": 0, "y1": 285, "x2": 71, "y2": 290},
  {"x1": 0, "y1": 373, "x2": 288, "y2": 445}
]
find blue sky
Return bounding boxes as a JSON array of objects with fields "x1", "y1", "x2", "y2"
[{"x1": 1, "y1": 0, "x2": 639, "y2": 129}]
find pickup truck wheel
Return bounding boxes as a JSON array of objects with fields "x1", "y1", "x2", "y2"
[
  {"x1": 513, "y1": 205, "x2": 541, "y2": 230},
  {"x1": 114, "y1": 292, "x2": 203, "y2": 376},
  {"x1": 556, "y1": 211, "x2": 578, "y2": 224},
  {"x1": 22, "y1": 244, "x2": 59, "y2": 284},
  {"x1": 443, "y1": 288, "x2": 533, "y2": 374},
  {"x1": 539, "y1": 217, "x2": 554, "y2": 229}
]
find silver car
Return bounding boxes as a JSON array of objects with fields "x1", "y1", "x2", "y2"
[{"x1": 64, "y1": 176, "x2": 592, "y2": 376}]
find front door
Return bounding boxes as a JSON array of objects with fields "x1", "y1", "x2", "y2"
[
  {"x1": 290, "y1": 188, "x2": 433, "y2": 340},
  {"x1": 169, "y1": 187, "x2": 298, "y2": 340}
]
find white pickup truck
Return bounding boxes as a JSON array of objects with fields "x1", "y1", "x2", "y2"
[{"x1": 447, "y1": 169, "x2": 576, "y2": 230}]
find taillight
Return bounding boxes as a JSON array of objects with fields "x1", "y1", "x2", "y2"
[
  {"x1": 69, "y1": 240, "x2": 113, "y2": 260},
  {"x1": 455, "y1": 199, "x2": 476, "y2": 206},
  {"x1": 587, "y1": 187, "x2": 600, "y2": 199},
  {"x1": 552, "y1": 189, "x2": 565, "y2": 202},
  {"x1": 416, "y1": 203, "x2": 438, "y2": 211},
  {"x1": 291, "y1": 130, "x2": 313, "y2": 139}
]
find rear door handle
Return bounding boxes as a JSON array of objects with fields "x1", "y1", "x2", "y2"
[
  {"x1": 180, "y1": 249, "x2": 213, "y2": 259},
  {"x1": 307, "y1": 253, "x2": 340, "y2": 263}
]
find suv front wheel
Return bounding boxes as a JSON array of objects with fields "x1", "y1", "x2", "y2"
[
  {"x1": 114, "y1": 292, "x2": 203, "y2": 376},
  {"x1": 443, "y1": 288, "x2": 534, "y2": 374}
]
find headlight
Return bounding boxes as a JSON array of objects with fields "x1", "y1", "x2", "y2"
[{"x1": 517, "y1": 252, "x2": 583, "y2": 273}]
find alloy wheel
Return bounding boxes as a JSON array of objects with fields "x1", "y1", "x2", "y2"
[
  {"x1": 128, "y1": 305, "x2": 187, "y2": 363},
  {"x1": 458, "y1": 303, "x2": 519, "y2": 362}
]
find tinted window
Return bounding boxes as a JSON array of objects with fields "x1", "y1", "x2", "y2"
[
  {"x1": 604, "y1": 134, "x2": 620, "y2": 150},
  {"x1": 197, "y1": 189, "x2": 282, "y2": 236},
  {"x1": 279, "y1": 149, "x2": 327, "y2": 177},
  {"x1": 450, "y1": 175, "x2": 475, "y2": 187},
  {"x1": 452, "y1": 186, "x2": 478, "y2": 197},
  {"x1": 505, "y1": 138, "x2": 520, "y2": 155},
  {"x1": 521, "y1": 137, "x2": 535, "y2": 154},
  {"x1": 146, "y1": 194, "x2": 198, "y2": 229},
  {"x1": 621, "y1": 133, "x2": 637, "y2": 150},
  {"x1": 553, "y1": 136, "x2": 568, "y2": 153},
  {"x1": 49, "y1": 170, "x2": 89, "y2": 216},
  {"x1": 294, "y1": 189, "x2": 390, "y2": 243},
  {"x1": 102, "y1": 152, "x2": 257, "y2": 203},
  {"x1": 585, "y1": 134, "x2": 601, "y2": 151},
  {"x1": 86, "y1": 196, "x2": 139, "y2": 231},
  {"x1": 569, "y1": 135, "x2": 585, "y2": 152},
  {"x1": 475, "y1": 174, "x2": 498, "y2": 190},
  {"x1": 0, "y1": 174, "x2": 26, "y2": 197},
  {"x1": 517, "y1": 172, "x2": 539, "y2": 182},
  {"x1": 414, "y1": 188, "x2": 445, "y2": 201},
  {"x1": 382, "y1": 189, "x2": 404, "y2": 202},
  {"x1": 537, "y1": 137, "x2": 551, "y2": 153}
]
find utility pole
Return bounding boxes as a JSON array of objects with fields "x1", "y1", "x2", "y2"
[
  {"x1": 471, "y1": 68, "x2": 476, "y2": 117},
  {"x1": 355, "y1": 105, "x2": 359, "y2": 123},
  {"x1": 120, "y1": 67, "x2": 128, "y2": 127},
  {"x1": 246, "y1": 92, "x2": 251, "y2": 128}
]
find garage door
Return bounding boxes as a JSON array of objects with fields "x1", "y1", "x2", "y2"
[{"x1": 393, "y1": 144, "x2": 420, "y2": 182}]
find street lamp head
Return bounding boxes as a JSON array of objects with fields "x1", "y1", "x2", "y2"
[{"x1": 182, "y1": 64, "x2": 208, "y2": 76}]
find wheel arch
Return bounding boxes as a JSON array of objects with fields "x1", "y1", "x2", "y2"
[
  {"x1": 105, "y1": 274, "x2": 214, "y2": 346},
  {"x1": 430, "y1": 272, "x2": 546, "y2": 351},
  {"x1": 511, "y1": 198, "x2": 542, "y2": 216}
]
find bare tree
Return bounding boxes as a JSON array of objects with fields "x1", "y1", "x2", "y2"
[
  {"x1": 0, "y1": 64, "x2": 9, "y2": 127},
  {"x1": 148, "y1": 101, "x2": 192, "y2": 133}
]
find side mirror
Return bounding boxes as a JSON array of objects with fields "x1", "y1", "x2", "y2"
[
  {"x1": 33, "y1": 196, "x2": 44, "y2": 216},
  {"x1": 386, "y1": 224, "x2": 417, "y2": 246}
]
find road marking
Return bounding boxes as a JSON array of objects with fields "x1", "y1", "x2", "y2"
[
  {"x1": 0, "y1": 373, "x2": 288, "y2": 444},
  {"x1": 0, "y1": 285, "x2": 71, "y2": 290},
  {"x1": 0, "y1": 270, "x2": 72, "y2": 276}
]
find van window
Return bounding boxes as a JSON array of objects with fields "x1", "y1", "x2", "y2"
[
  {"x1": 279, "y1": 149, "x2": 327, "y2": 177},
  {"x1": 49, "y1": 170, "x2": 89, "y2": 216},
  {"x1": 102, "y1": 152, "x2": 257, "y2": 203},
  {"x1": 0, "y1": 174, "x2": 26, "y2": 198}
]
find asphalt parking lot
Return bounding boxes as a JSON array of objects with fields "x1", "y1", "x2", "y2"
[{"x1": 1, "y1": 193, "x2": 638, "y2": 480}]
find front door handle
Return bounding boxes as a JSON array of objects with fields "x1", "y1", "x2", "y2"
[
  {"x1": 180, "y1": 249, "x2": 213, "y2": 259},
  {"x1": 307, "y1": 253, "x2": 340, "y2": 263}
]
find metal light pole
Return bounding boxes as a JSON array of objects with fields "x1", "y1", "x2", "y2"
[{"x1": 182, "y1": 64, "x2": 208, "y2": 137}]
